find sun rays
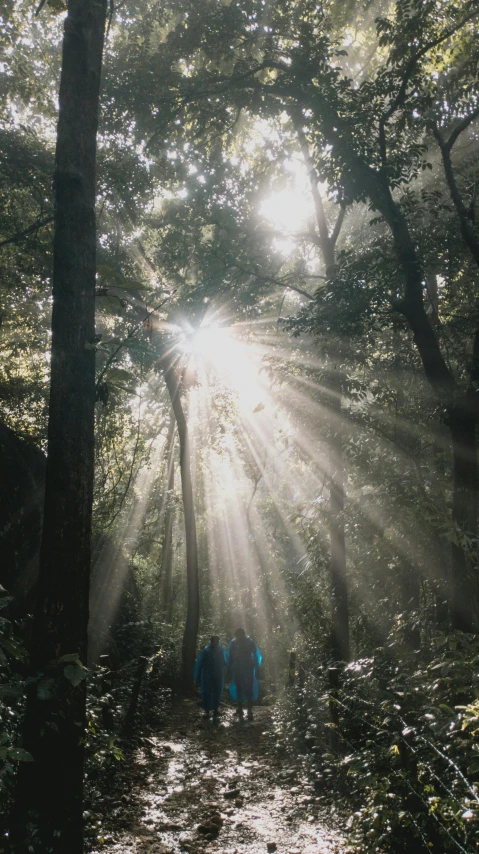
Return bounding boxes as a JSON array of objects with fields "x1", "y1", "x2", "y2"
[{"x1": 90, "y1": 301, "x2": 437, "y2": 670}]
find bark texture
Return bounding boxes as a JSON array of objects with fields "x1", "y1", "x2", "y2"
[
  {"x1": 293, "y1": 113, "x2": 350, "y2": 660},
  {"x1": 339, "y1": 149, "x2": 478, "y2": 633},
  {"x1": 162, "y1": 359, "x2": 200, "y2": 689},
  {"x1": 161, "y1": 413, "x2": 176, "y2": 623},
  {"x1": 366, "y1": 176, "x2": 478, "y2": 632},
  {"x1": 449, "y1": 401, "x2": 479, "y2": 631},
  {"x1": 329, "y1": 373, "x2": 350, "y2": 661},
  {"x1": 13, "y1": 1, "x2": 107, "y2": 850}
]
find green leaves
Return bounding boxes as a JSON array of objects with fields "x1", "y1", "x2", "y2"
[
  {"x1": 104, "y1": 367, "x2": 137, "y2": 386},
  {"x1": 280, "y1": 633, "x2": 479, "y2": 852},
  {"x1": 58, "y1": 652, "x2": 82, "y2": 663},
  {"x1": 0, "y1": 733, "x2": 33, "y2": 765},
  {"x1": 36, "y1": 0, "x2": 67, "y2": 16},
  {"x1": 97, "y1": 265, "x2": 153, "y2": 295},
  {"x1": 3, "y1": 747, "x2": 34, "y2": 763},
  {"x1": 63, "y1": 664, "x2": 87, "y2": 688},
  {"x1": 57, "y1": 654, "x2": 87, "y2": 688},
  {"x1": 0, "y1": 633, "x2": 27, "y2": 661},
  {"x1": 29, "y1": 653, "x2": 89, "y2": 698}
]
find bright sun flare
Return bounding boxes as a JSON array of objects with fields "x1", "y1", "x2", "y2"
[
  {"x1": 260, "y1": 188, "x2": 311, "y2": 233},
  {"x1": 182, "y1": 325, "x2": 231, "y2": 362},
  {"x1": 180, "y1": 323, "x2": 266, "y2": 411}
]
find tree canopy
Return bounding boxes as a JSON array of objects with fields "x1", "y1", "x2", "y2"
[{"x1": 1, "y1": 0, "x2": 479, "y2": 851}]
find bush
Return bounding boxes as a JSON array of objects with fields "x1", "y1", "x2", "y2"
[{"x1": 274, "y1": 633, "x2": 479, "y2": 853}]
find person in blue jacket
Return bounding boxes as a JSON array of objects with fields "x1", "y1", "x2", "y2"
[
  {"x1": 194, "y1": 635, "x2": 226, "y2": 719},
  {"x1": 225, "y1": 627, "x2": 262, "y2": 721}
]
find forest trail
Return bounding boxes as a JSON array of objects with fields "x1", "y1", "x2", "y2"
[{"x1": 91, "y1": 701, "x2": 348, "y2": 854}]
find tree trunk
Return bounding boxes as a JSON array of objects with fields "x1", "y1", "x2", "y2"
[
  {"x1": 329, "y1": 372, "x2": 350, "y2": 661},
  {"x1": 13, "y1": 1, "x2": 107, "y2": 851},
  {"x1": 292, "y1": 114, "x2": 350, "y2": 660},
  {"x1": 358, "y1": 166, "x2": 478, "y2": 632},
  {"x1": 161, "y1": 413, "x2": 176, "y2": 623},
  {"x1": 162, "y1": 361, "x2": 200, "y2": 689},
  {"x1": 302, "y1": 106, "x2": 478, "y2": 624},
  {"x1": 449, "y1": 401, "x2": 479, "y2": 631}
]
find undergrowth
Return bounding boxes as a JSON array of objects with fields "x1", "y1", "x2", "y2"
[
  {"x1": 0, "y1": 604, "x2": 181, "y2": 849},
  {"x1": 273, "y1": 632, "x2": 479, "y2": 853}
]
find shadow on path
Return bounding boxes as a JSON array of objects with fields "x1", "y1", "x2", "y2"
[{"x1": 90, "y1": 700, "x2": 347, "y2": 854}]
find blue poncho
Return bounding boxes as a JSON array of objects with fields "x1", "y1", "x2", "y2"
[
  {"x1": 225, "y1": 636, "x2": 262, "y2": 703},
  {"x1": 194, "y1": 642, "x2": 226, "y2": 712}
]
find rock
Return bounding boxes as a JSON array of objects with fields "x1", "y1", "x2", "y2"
[
  {"x1": 234, "y1": 797, "x2": 244, "y2": 807},
  {"x1": 157, "y1": 821, "x2": 184, "y2": 831},
  {"x1": 197, "y1": 815, "x2": 223, "y2": 835},
  {"x1": 137, "y1": 843, "x2": 171, "y2": 854},
  {"x1": 266, "y1": 844, "x2": 277, "y2": 853},
  {"x1": 136, "y1": 827, "x2": 153, "y2": 837},
  {"x1": 280, "y1": 769, "x2": 297, "y2": 780}
]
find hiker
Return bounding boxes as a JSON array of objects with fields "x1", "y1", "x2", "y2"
[
  {"x1": 225, "y1": 627, "x2": 262, "y2": 721},
  {"x1": 194, "y1": 635, "x2": 226, "y2": 719}
]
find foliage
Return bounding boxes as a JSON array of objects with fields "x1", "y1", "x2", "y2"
[
  {"x1": 2, "y1": 0, "x2": 479, "y2": 849},
  {"x1": 0, "y1": 610, "x2": 180, "y2": 845},
  {"x1": 0, "y1": 598, "x2": 30, "y2": 812},
  {"x1": 274, "y1": 632, "x2": 479, "y2": 853}
]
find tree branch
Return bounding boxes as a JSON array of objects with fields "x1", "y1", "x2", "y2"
[
  {"x1": 331, "y1": 206, "x2": 346, "y2": 249},
  {"x1": 231, "y1": 260, "x2": 315, "y2": 300},
  {"x1": 444, "y1": 106, "x2": 479, "y2": 153},
  {"x1": 290, "y1": 109, "x2": 337, "y2": 270},
  {"x1": 432, "y1": 122, "x2": 479, "y2": 269},
  {"x1": 0, "y1": 214, "x2": 54, "y2": 249},
  {"x1": 378, "y1": 7, "x2": 479, "y2": 163},
  {"x1": 95, "y1": 295, "x2": 172, "y2": 389},
  {"x1": 381, "y1": 7, "x2": 479, "y2": 127}
]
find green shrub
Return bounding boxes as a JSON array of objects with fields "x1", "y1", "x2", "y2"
[{"x1": 274, "y1": 633, "x2": 479, "y2": 853}]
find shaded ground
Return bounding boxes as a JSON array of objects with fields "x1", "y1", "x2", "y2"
[{"x1": 91, "y1": 700, "x2": 350, "y2": 854}]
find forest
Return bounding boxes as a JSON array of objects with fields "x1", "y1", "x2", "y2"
[{"x1": 1, "y1": 0, "x2": 479, "y2": 852}]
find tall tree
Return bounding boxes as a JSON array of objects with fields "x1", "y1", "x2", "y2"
[
  {"x1": 161, "y1": 411, "x2": 176, "y2": 623},
  {"x1": 13, "y1": 1, "x2": 107, "y2": 851},
  {"x1": 160, "y1": 349, "x2": 200, "y2": 688},
  {"x1": 291, "y1": 112, "x2": 350, "y2": 661},
  {"x1": 141, "y1": 0, "x2": 478, "y2": 631}
]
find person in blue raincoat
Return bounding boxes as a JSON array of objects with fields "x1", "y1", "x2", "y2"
[
  {"x1": 194, "y1": 635, "x2": 226, "y2": 719},
  {"x1": 225, "y1": 628, "x2": 262, "y2": 721}
]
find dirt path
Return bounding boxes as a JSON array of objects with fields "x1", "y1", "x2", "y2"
[{"x1": 91, "y1": 701, "x2": 349, "y2": 854}]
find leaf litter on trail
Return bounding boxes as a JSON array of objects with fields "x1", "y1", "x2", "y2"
[{"x1": 89, "y1": 701, "x2": 348, "y2": 854}]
